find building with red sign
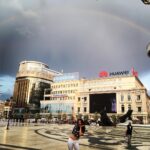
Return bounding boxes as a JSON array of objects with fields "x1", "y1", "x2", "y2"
[{"x1": 41, "y1": 74, "x2": 150, "y2": 124}]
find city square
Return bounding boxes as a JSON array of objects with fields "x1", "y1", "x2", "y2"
[
  {"x1": 0, "y1": 122, "x2": 150, "y2": 150},
  {"x1": 0, "y1": 1, "x2": 150, "y2": 150}
]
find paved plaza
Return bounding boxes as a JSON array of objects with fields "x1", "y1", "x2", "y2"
[{"x1": 0, "y1": 122, "x2": 150, "y2": 150}]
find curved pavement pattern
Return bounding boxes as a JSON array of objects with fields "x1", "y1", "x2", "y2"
[{"x1": 0, "y1": 124, "x2": 150, "y2": 150}]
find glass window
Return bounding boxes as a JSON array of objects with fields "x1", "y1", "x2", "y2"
[
  {"x1": 121, "y1": 95, "x2": 124, "y2": 101},
  {"x1": 78, "y1": 97, "x2": 80, "y2": 102},
  {"x1": 128, "y1": 104, "x2": 131, "y2": 110},
  {"x1": 128, "y1": 94, "x2": 131, "y2": 101},
  {"x1": 137, "y1": 95, "x2": 141, "y2": 100},
  {"x1": 121, "y1": 105, "x2": 124, "y2": 113},
  {"x1": 84, "y1": 107, "x2": 87, "y2": 112},
  {"x1": 78, "y1": 107, "x2": 80, "y2": 112},
  {"x1": 138, "y1": 107, "x2": 141, "y2": 112}
]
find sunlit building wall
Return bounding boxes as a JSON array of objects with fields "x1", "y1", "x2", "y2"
[
  {"x1": 0, "y1": 100, "x2": 5, "y2": 117},
  {"x1": 41, "y1": 73, "x2": 79, "y2": 115},
  {"x1": 41, "y1": 75, "x2": 150, "y2": 124},
  {"x1": 77, "y1": 76, "x2": 150, "y2": 124},
  {"x1": 13, "y1": 61, "x2": 61, "y2": 113}
]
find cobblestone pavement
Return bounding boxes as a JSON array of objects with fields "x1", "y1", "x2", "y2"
[{"x1": 0, "y1": 123, "x2": 150, "y2": 150}]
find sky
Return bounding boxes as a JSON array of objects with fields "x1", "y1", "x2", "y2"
[{"x1": 0, "y1": 0, "x2": 150, "y2": 99}]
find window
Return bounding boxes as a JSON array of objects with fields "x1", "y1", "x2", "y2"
[
  {"x1": 84, "y1": 97, "x2": 87, "y2": 102},
  {"x1": 121, "y1": 95, "x2": 124, "y2": 101},
  {"x1": 84, "y1": 107, "x2": 87, "y2": 112},
  {"x1": 78, "y1": 97, "x2": 80, "y2": 102},
  {"x1": 121, "y1": 105, "x2": 124, "y2": 113},
  {"x1": 128, "y1": 94, "x2": 131, "y2": 101},
  {"x1": 78, "y1": 107, "x2": 80, "y2": 113},
  {"x1": 137, "y1": 95, "x2": 141, "y2": 100},
  {"x1": 138, "y1": 107, "x2": 141, "y2": 112},
  {"x1": 128, "y1": 104, "x2": 131, "y2": 110}
]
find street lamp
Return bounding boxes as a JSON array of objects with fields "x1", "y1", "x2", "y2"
[
  {"x1": 6, "y1": 99, "x2": 15, "y2": 130},
  {"x1": 6, "y1": 110, "x2": 10, "y2": 130},
  {"x1": 6, "y1": 102, "x2": 12, "y2": 130}
]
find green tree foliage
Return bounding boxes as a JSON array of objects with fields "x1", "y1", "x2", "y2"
[
  {"x1": 57, "y1": 113, "x2": 61, "y2": 120},
  {"x1": 76, "y1": 114, "x2": 82, "y2": 119},
  {"x1": 62, "y1": 113, "x2": 67, "y2": 121},
  {"x1": 84, "y1": 115, "x2": 89, "y2": 121},
  {"x1": 111, "y1": 115, "x2": 117, "y2": 124},
  {"x1": 93, "y1": 112, "x2": 99, "y2": 121},
  {"x1": 35, "y1": 113, "x2": 41, "y2": 123},
  {"x1": 46, "y1": 113, "x2": 52, "y2": 122}
]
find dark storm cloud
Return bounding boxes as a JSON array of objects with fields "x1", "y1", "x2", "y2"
[{"x1": 0, "y1": 0, "x2": 150, "y2": 79}]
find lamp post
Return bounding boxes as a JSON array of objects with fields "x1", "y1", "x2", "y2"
[
  {"x1": 6, "y1": 109, "x2": 10, "y2": 130},
  {"x1": 6, "y1": 99, "x2": 15, "y2": 130},
  {"x1": 6, "y1": 101, "x2": 12, "y2": 130}
]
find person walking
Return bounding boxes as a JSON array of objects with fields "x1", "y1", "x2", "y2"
[
  {"x1": 67, "y1": 119, "x2": 85, "y2": 150},
  {"x1": 126, "y1": 122, "x2": 133, "y2": 146}
]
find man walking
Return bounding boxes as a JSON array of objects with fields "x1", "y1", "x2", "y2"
[{"x1": 126, "y1": 122, "x2": 133, "y2": 146}]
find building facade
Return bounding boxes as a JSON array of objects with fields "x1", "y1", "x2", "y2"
[
  {"x1": 41, "y1": 73, "x2": 79, "y2": 115},
  {"x1": 0, "y1": 100, "x2": 5, "y2": 117},
  {"x1": 41, "y1": 75, "x2": 150, "y2": 124},
  {"x1": 13, "y1": 61, "x2": 61, "y2": 113}
]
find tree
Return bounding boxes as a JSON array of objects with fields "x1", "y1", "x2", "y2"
[
  {"x1": 84, "y1": 115, "x2": 89, "y2": 121},
  {"x1": 76, "y1": 114, "x2": 82, "y2": 120},
  {"x1": 46, "y1": 113, "x2": 52, "y2": 123},
  {"x1": 111, "y1": 115, "x2": 117, "y2": 124},
  {"x1": 62, "y1": 113, "x2": 67, "y2": 121},
  {"x1": 34, "y1": 113, "x2": 41, "y2": 123},
  {"x1": 93, "y1": 112, "x2": 99, "y2": 121},
  {"x1": 57, "y1": 112, "x2": 61, "y2": 120}
]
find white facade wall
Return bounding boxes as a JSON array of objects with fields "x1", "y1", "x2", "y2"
[{"x1": 41, "y1": 76, "x2": 150, "y2": 124}]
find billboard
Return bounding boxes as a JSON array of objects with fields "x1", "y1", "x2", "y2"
[
  {"x1": 54, "y1": 72, "x2": 79, "y2": 82},
  {"x1": 99, "y1": 68, "x2": 138, "y2": 78},
  {"x1": 90, "y1": 93, "x2": 116, "y2": 113}
]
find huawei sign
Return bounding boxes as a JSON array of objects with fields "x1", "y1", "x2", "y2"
[
  {"x1": 99, "y1": 71, "x2": 109, "y2": 77},
  {"x1": 131, "y1": 68, "x2": 138, "y2": 77},
  {"x1": 99, "y1": 68, "x2": 138, "y2": 78}
]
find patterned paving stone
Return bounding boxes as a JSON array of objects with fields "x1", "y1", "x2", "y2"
[{"x1": 0, "y1": 123, "x2": 150, "y2": 150}]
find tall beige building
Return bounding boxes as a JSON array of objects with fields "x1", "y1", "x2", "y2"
[
  {"x1": 13, "y1": 61, "x2": 61, "y2": 113},
  {"x1": 41, "y1": 74, "x2": 150, "y2": 124}
]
